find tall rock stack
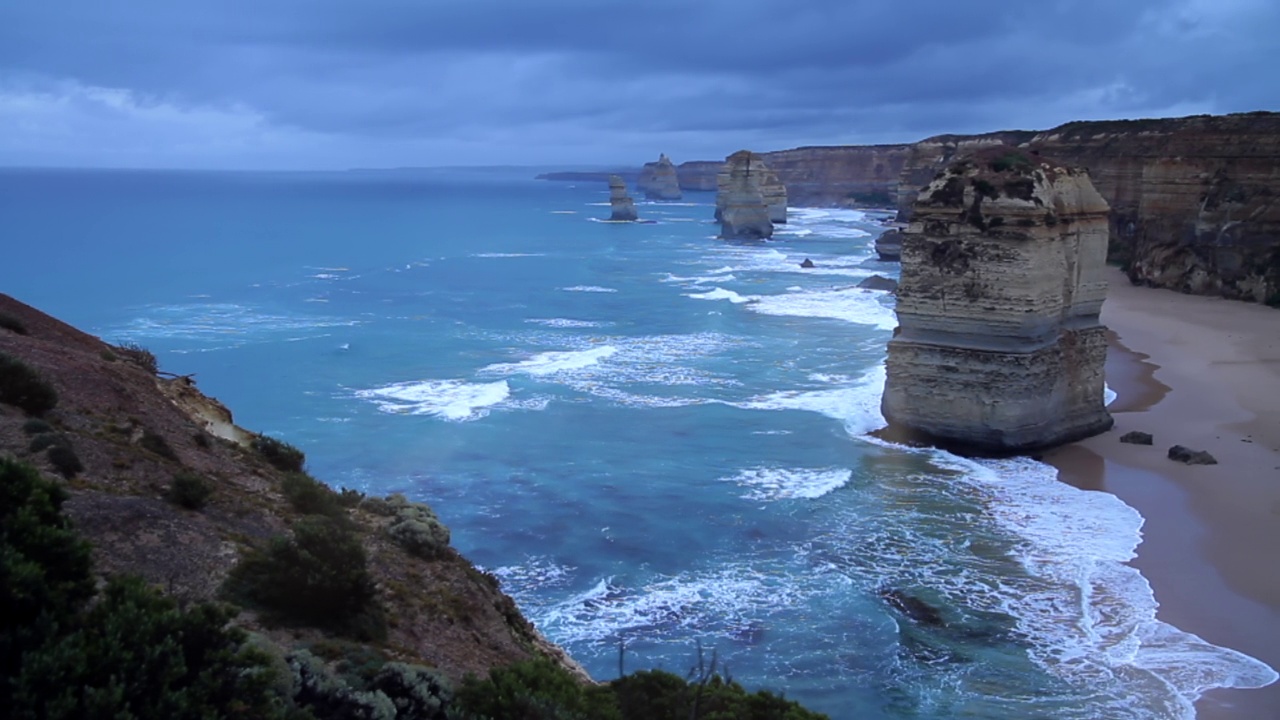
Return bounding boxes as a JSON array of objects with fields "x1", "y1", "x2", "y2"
[
  {"x1": 608, "y1": 175, "x2": 638, "y2": 221},
  {"x1": 716, "y1": 151, "x2": 775, "y2": 240},
  {"x1": 715, "y1": 151, "x2": 788, "y2": 229},
  {"x1": 882, "y1": 147, "x2": 1113, "y2": 453},
  {"x1": 638, "y1": 154, "x2": 683, "y2": 200}
]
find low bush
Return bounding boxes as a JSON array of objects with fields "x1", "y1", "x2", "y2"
[
  {"x1": 385, "y1": 495, "x2": 451, "y2": 560},
  {"x1": 0, "y1": 352, "x2": 58, "y2": 416},
  {"x1": 282, "y1": 471, "x2": 346, "y2": 519},
  {"x1": 115, "y1": 341, "x2": 159, "y2": 374},
  {"x1": 0, "y1": 458, "x2": 284, "y2": 718},
  {"x1": 457, "y1": 658, "x2": 621, "y2": 720},
  {"x1": 167, "y1": 471, "x2": 213, "y2": 510},
  {"x1": 47, "y1": 443, "x2": 84, "y2": 478},
  {"x1": 140, "y1": 429, "x2": 178, "y2": 460},
  {"x1": 253, "y1": 434, "x2": 307, "y2": 473},
  {"x1": 0, "y1": 313, "x2": 27, "y2": 335},
  {"x1": 225, "y1": 516, "x2": 385, "y2": 641},
  {"x1": 21, "y1": 418, "x2": 52, "y2": 435}
]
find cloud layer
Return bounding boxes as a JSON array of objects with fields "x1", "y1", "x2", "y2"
[{"x1": 1, "y1": 0, "x2": 1276, "y2": 168}]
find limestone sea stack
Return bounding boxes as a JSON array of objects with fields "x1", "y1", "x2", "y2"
[
  {"x1": 715, "y1": 150, "x2": 788, "y2": 229},
  {"x1": 638, "y1": 153, "x2": 683, "y2": 200},
  {"x1": 608, "y1": 175, "x2": 638, "y2": 221},
  {"x1": 716, "y1": 150, "x2": 775, "y2": 240},
  {"x1": 882, "y1": 147, "x2": 1114, "y2": 453}
]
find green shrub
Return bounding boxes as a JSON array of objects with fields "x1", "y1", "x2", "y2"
[
  {"x1": 0, "y1": 313, "x2": 27, "y2": 335},
  {"x1": 385, "y1": 495, "x2": 451, "y2": 559},
  {"x1": 253, "y1": 434, "x2": 307, "y2": 473},
  {"x1": 457, "y1": 658, "x2": 621, "y2": 720},
  {"x1": 99, "y1": 348, "x2": 118, "y2": 362},
  {"x1": 167, "y1": 472, "x2": 213, "y2": 510},
  {"x1": 47, "y1": 443, "x2": 84, "y2": 478},
  {"x1": 989, "y1": 151, "x2": 1032, "y2": 173},
  {"x1": 28, "y1": 433, "x2": 62, "y2": 453},
  {"x1": 140, "y1": 429, "x2": 178, "y2": 460},
  {"x1": 21, "y1": 418, "x2": 52, "y2": 435},
  {"x1": 367, "y1": 662, "x2": 453, "y2": 720},
  {"x1": 116, "y1": 341, "x2": 159, "y2": 374},
  {"x1": 225, "y1": 516, "x2": 385, "y2": 641},
  {"x1": 282, "y1": 472, "x2": 346, "y2": 519},
  {"x1": 0, "y1": 458, "x2": 283, "y2": 718},
  {"x1": 0, "y1": 352, "x2": 58, "y2": 416}
]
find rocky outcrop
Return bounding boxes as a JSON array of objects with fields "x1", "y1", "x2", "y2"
[
  {"x1": 762, "y1": 145, "x2": 913, "y2": 208},
  {"x1": 882, "y1": 147, "x2": 1114, "y2": 453},
  {"x1": 896, "y1": 113, "x2": 1280, "y2": 304},
  {"x1": 717, "y1": 150, "x2": 775, "y2": 240},
  {"x1": 875, "y1": 229, "x2": 903, "y2": 261},
  {"x1": 716, "y1": 151, "x2": 787, "y2": 229},
  {"x1": 638, "y1": 153, "x2": 682, "y2": 200},
  {"x1": 608, "y1": 175, "x2": 638, "y2": 221},
  {"x1": 857, "y1": 275, "x2": 898, "y2": 292}
]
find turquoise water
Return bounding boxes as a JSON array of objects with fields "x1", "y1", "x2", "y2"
[{"x1": 1, "y1": 168, "x2": 1274, "y2": 719}]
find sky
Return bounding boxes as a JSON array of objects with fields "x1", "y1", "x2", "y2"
[{"x1": 1, "y1": 0, "x2": 1276, "y2": 170}]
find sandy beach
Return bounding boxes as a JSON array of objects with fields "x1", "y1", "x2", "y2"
[{"x1": 1044, "y1": 267, "x2": 1280, "y2": 719}]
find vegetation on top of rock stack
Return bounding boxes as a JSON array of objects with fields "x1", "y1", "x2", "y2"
[{"x1": 0, "y1": 352, "x2": 58, "y2": 416}]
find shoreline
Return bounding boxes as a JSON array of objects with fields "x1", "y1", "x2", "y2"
[{"x1": 1043, "y1": 268, "x2": 1280, "y2": 718}]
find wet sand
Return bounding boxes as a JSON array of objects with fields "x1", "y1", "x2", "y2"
[{"x1": 1044, "y1": 268, "x2": 1280, "y2": 718}]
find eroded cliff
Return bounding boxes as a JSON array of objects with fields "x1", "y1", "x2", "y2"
[
  {"x1": 717, "y1": 150, "x2": 775, "y2": 240},
  {"x1": 896, "y1": 113, "x2": 1280, "y2": 304},
  {"x1": 762, "y1": 145, "x2": 913, "y2": 208},
  {"x1": 882, "y1": 148, "x2": 1113, "y2": 453}
]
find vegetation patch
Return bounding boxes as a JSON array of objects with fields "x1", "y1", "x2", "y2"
[
  {"x1": 0, "y1": 313, "x2": 28, "y2": 335},
  {"x1": 167, "y1": 471, "x2": 213, "y2": 510},
  {"x1": 115, "y1": 341, "x2": 159, "y2": 374},
  {"x1": 21, "y1": 418, "x2": 53, "y2": 435},
  {"x1": 385, "y1": 494, "x2": 452, "y2": 560},
  {"x1": 281, "y1": 471, "x2": 348, "y2": 519},
  {"x1": 27, "y1": 432, "x2": 82, "y2": 478},
  {"x1": 225, "y1": 516, "x2": 385, "y2": 641},
  {"x1": 0, "y1": 458, "x2": 282, "y2": 718},
  {"x1": 0, "y1": 352, "x2": 58, "y2": 416},
  {"x1": 971, "y1": 178, "x2": 998, "y2": 200},
  {"x1": 252, "y1": 433, "x2": 307, "y2": 473},
  {"x1": 988, "y1": 151, "x2": 1033, "y2": 173},
  {"x1": 139, "y1": 429, "x2": 178, "y2": 460}
]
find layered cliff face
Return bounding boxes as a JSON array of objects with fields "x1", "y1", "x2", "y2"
[
  {"x1": 716, "y1": 150, "x2": 787, "y2": 227},
  {"x1": 896, "y1": 113, "x2": 1280, "y2": 304},
  {"x1": 608, "y1": 175, "x2": 638, "y2": 221},
  {"x1": 717, "y1": 150, "x2": 774, "y2": 240},
  {"x1": 676, "y1": 160, "x2": 721, "y2": 191},
  {"x1": 883, "y1": 148, "x2": 1113, "y2": 453},
  {"x1": 762, "y1": 145, "x2": 912, "y2": 208},
  {"x1": 637, "y1": 153, "x2": 683, "y2": 200}
]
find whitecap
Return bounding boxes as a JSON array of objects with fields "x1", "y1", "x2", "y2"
[
  {"x1": 481, "y1": 346, "x2": 619, "y2": 376},
  {"x1": 354, "y1": 379, "x2": 511, "y2": 421},
  {"x1": 561, "y1": 286, "x2": 618, "y2": 293},
  {"x1": 524, "y1": 318, "x2": 610, "y2": 329},
  {"x1": 733, "y1": 365, "x2": 887, "y2": 436},
  {"x1": 722, "y1": 467, "x2": 852, "y2": 501},
  {"x1": 746, "y1": 287, "x2": 897, "y2": 329},
  {"x1": 686, "y1": 287, "x2": 756, "y2": 304},
  {"x1": 471, "y1": 252, "x2": 546, "y2": 258}
]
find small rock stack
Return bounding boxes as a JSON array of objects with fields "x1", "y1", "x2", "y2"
[{"x1": 608, "y1": 175, "x2": 638, "y2": 222}]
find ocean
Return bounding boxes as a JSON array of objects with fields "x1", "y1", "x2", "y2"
[{"x1": 1, "y1": 167, "x2": 1274, "y2": 719}]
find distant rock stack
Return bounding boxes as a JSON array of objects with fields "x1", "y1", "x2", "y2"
[
  {"x1": 882, "y1": 146, "x2": 1113, "y2": 453},
  {"x1": 875, "y1": 229, "x2": 902, "y2": 261},
  {"x1": 716, "y1": 150, "x2": 775, "y2": 240},
  {"x1": 608, "y1": 175, "x2": 638, "y2": 221},
  {"x1": 716, "y1": 151, "x2": 787, "y2": 226},
  {"x1": 638, "y1": 154, "x2": 683, "y2": 200}
]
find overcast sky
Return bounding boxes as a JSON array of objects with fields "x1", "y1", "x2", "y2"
[{"x1": 1, "y1": 0, "x2": 1276, "y2": 169}]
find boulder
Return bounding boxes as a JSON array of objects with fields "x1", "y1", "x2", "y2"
[
  {"x1": 1119, "y1": 431, "x2": 1153, "y2": 445},
  {"x1": 799, "y1": 258, "x2": 816, "y2": 268},
  {"x1": 1168, "y1": 445, "x2": 1218, "y2": 465},
  {"x1": 875, "y1": 230, "x2": 902, "y2": 261},
  {"x1": 607, "y1": 175, "x2": 638, "y2": 222},
  {"x1": 882, "y1": 146, "x2": 1114, "y2": 453},
  {"x1": 880, "y1": 589, "x2": 946, "y2": 627},
  {"x1": 637, "y1": 153, "x2": 682, "y2": 200},
  {"x1": 857, "y1": 275, "x2": 898, "y2": 292}
]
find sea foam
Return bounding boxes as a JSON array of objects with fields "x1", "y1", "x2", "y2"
[{"x1": 355, "y1": 379, "x2": 511, "y2": 421}]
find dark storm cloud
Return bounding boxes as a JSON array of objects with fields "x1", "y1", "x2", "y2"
[{"x1": 1, "y1": 0, "x2": 1276, "y2": 167}]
